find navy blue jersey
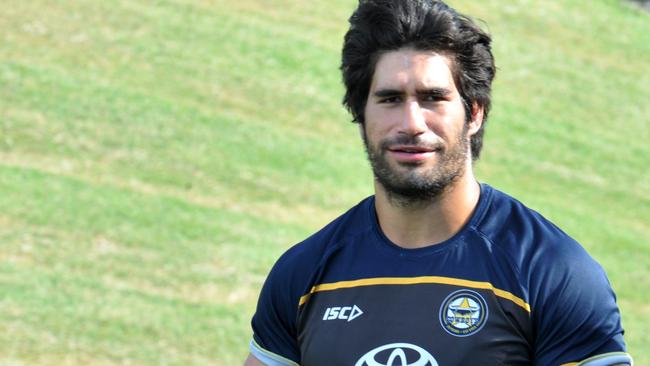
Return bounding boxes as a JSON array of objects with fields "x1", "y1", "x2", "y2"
[{"x1": 250, "y1": 184, "x2": 631, "y2": 365}]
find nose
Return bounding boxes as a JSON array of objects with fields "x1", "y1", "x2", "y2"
[{"x1": 400, "y1": 100, "x2": 427, "y2": 135}]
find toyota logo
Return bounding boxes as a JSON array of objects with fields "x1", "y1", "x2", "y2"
[{"x1": 355, "y1": 343, "x2": 438, "y2": 366}]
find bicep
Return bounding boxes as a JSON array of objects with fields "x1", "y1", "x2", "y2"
[
  {"x1": 249, "y1": 255, "x2": 303, "y2": 365},
  {"x1": 530, "y1": 247, "x2": 628, "y2": 365}
]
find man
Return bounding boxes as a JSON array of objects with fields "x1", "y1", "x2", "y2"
[{"x1": 245, "y1": 1, "x2": 631, "y2": 365}]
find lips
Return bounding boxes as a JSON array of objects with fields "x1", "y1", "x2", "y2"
[
  {"x1": 386, "y1": 144, "x2": 441, "y2": 163},
  {"x1": 388, "y1": 145, "x2": 437, "y2": 154}
]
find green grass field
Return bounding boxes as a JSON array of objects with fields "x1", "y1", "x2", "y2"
[{"x1": 1, "y1": 0, "x2": 648, "y2": 364}]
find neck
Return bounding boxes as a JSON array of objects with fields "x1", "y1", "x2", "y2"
[{"x1": 374, "y1": 170, "x2": 481, "y2": 249}]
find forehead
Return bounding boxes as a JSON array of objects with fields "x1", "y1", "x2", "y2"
[{"x1": 370, "y1": 49, "x2": 456, "y2": 91}]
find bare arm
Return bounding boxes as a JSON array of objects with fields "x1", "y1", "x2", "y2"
[{"x1": 244, "y1": 353, "x2": 265, "y2": 366}]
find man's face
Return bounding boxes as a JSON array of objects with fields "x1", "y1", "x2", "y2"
[{"x1": 362, "y1": 48, "x2": 480, "y2": 202}]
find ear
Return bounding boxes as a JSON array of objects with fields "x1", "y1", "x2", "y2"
[{"x1": 467, "y1": 103, "x2": 484, "y2": 137}]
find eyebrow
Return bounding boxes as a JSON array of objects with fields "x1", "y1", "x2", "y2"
[{"x1": 372, "y1": 87, "x2": 452, "y2": 98}]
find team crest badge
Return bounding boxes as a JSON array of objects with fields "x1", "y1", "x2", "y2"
[{"x1": 439, "y1": 289, "x2": 488, "y2": 337}]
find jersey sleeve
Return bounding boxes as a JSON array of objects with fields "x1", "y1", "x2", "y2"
[
  {"x1": 529, "y1": 240, "x2": 631, "y2": 366},
  {"x1": 249, "y1": 249, "x2": 304, "y2": 366}
]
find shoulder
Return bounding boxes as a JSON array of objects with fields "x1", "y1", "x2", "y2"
[
  {"x1": 474, "y1": 184, "x2": 590, "y2": 267},
  {"x1": 472, "y1": 189, "x2": 629, "y2": 364},
  {"x1": 473, "y1": 185, "x2": 618, "y2": 318},
  {"x1": 473, "y1": 185, "x2": 609, "y2": 301},
  {"x1": 251, "y1": 196, "x2": 377, "y2": 361},
  {"x1": 265, "y1": 196, "x2": 376, "y2": 298}
]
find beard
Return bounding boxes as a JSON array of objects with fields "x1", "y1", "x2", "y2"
[{"x1": 363, "y1": 125, "x2": 470, "y2": 206}]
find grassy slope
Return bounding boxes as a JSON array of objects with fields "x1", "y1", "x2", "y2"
[{"x1": 0, "y1": 0, "x2": 648, "y2": 364}]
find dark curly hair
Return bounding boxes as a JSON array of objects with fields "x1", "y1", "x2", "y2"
[{"x1": 341, "y1": 0, "x2": 496, "y2": 160}]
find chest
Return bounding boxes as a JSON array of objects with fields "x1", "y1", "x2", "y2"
[{"x1": 296, "y1": 280, "x2": 532, "y2": 365}]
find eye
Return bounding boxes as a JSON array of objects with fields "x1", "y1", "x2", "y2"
[
  {"x1": 379, "y1": 96, "x2": 401, "y2": 104},
  {"x1": 421, "y1": 94, "x2": 444, "y2": 102}
]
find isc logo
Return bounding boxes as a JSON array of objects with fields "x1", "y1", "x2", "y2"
[{"x1": 322, "y1": 305, "x2": 363, "y2": 322}]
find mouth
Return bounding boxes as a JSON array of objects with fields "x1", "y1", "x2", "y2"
[
  {"x1": 388, "y1": 145, "x2": 438, "y2": 154},
  {"x1": 386, "y1": 144, "x2": 441, "y2": 162}
]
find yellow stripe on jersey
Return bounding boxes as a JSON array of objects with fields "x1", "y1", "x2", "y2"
[{"x1": 298, "y1": 275, "x2": 531, "y2": 312}]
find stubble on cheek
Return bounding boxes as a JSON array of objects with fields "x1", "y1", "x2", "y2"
[{"x1": 362, "y1": 126, "x2": 470, "y2": 205}]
